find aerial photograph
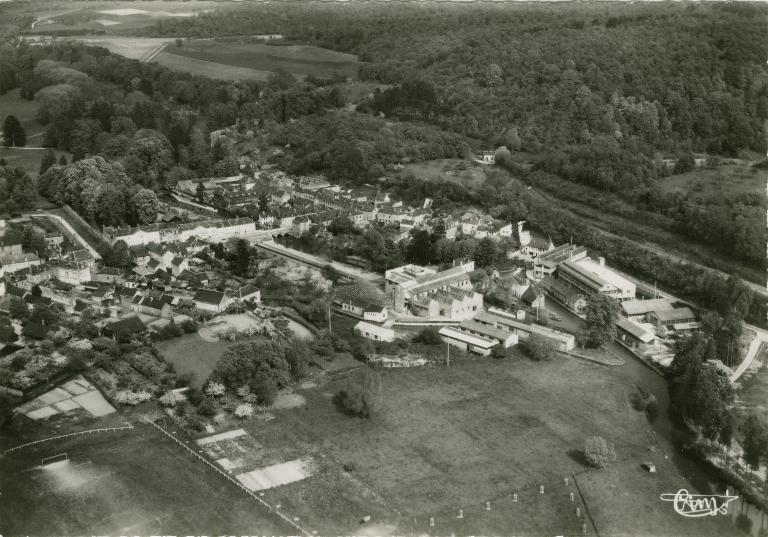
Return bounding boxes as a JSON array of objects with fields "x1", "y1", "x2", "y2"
[{"x1": 0, "y1": 0, "x2": 765, "y2": 536}]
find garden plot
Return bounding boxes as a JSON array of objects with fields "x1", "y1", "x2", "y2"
[
  {"x1": 236, "y1": 458, "x2": 316, "y2": 492},
  {"x1": 198, "y1": 312, "x2": 272, "y2": 342},
  {"x1": 15, "y1": 375, "x2": 115, "y2": 420}
]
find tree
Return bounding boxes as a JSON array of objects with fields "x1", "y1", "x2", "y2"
[
  {"x1": 2, "y1": 115, "x2": 26, "y2": 147},
  {"x1": 8, "y1": 297, "x2": 28, "y2": 321},
  {"x1": 196, "y1": 182, "x2": 206, "y2": 204},
  {"x1": 234, "y1": 403, "x2": 254, "y2": 419},
  {"x1": 251, "y1": 374, "x2": 278, "y2": 405},
  {"x1": 414, "y1": 327, "x2": 442, "y2": 345},
  {"x1": 578, "y1": 295, "x2": 617, "y2": 348},
  {"x1": 228, "y1": 239, "x2": 252, "y2": 277},
  {"x1": 523, "y1": 334, "x2": 556, "y2": 361},
  {"x1": 159, "y1": 391, "x2": 180, "y2": 407},
  {"x1": 494, "y1": 146, "x2": 511, "y2": 166},
  {"x1": 473, "y1": 237, "x2": 498, "y2": 268},
  {"x1": 131, "y1": 188, "x2": 161, "y2": 225},
  {"x1": 205, "y1": 381, "x2": 225, "y2": 398},
  {"x1": 491, "y1": 345, "x2": 509, "y2": 360},
  {"x1": 30, "y1": 303, "x2": 59, "y2": 327},
  {"x1": 740, "y1": 414, "x2": 767, "y2": 470},
  {"x1": 58, "y1": 155, "x2": 68, "y2": 166},
  {"x1": 39, "y1": 150, "x2": 56, "y2": 176},
  {"x1": 584, "y1": 435, "x2": 616, "y2": 468},
  {"x1": 333, "y1": 368, "x2": 382, "y2": 418}
]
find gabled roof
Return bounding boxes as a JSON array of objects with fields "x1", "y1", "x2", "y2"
[
  {"x1": 521, "y1": 286, "x2": 543, "y2": 305},
  {"x1": 105, "y1": 315, "x2": 146, "y2": 336},
  {"x1": 193, "y1": 289, "x2": 226, "y2": 305}
]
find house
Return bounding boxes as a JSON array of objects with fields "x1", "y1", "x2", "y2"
[
  {"x1": 129, "y1": 245, "x2": 151, "y2": 265},
  {"x1": 541, "y1": 276, "x2": 588, "y2": 314},
  {"x1": 103, "y1": 315, "x2": 147, "y2": 340},
  {"x1": 233, "y1": 284, "x2": 261, "y2": 303},
  {"x1": 103, "y1": 217, "x2": 255, "y2": 247},
  {"x1": 439, "y1": 326, "x2": 498, "y2": 356},
  {"x1": 67, "y1": 249, "x2": 96, "y2": 269},
  {"x1": 131, "y1": 295, "x2": 173, "y2": 318},
  {"x1": 385, "y1": 260, "x2": 477, "y2": 315},
  {"x1": 521, "y1": 286, "x2": 545, "y2": 309},
  {"x1": 516, "y1": 221, "x2": 554, "y2": 260},
  {"x1": 169, "y1": 256, "x2": 188, "y2": 277},
  {"x1": 271, "y1": 189, "x2": 291, "y2": 205},
  {"x1": 477, "y1": 150, "x2": 496, "y2": 164},
  {"x1": 0, "y1": 251, "x2": 41, "y2": 273},
  {"x1": 192, "y1": 289, "x2": 230, "y2": 313},
  {"x1": 354, "y1": 321, "x2": 395, "y2": 342},
  {"x1": 363, "y1": 304, "x2": 387, "y2": 323},
  {"x1": 290, "y1": 216, "x2": 312, "y2": 237},
  {"x1": 339, "y1": 298, "x2": 366, "y2": 317},
  {"x1": 92, "y1": 267, "x2": 126, "y2": 284}
]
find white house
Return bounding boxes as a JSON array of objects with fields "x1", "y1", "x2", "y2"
[{"x1": 192, "y1": 289, "x2": 230, "y2": 313}]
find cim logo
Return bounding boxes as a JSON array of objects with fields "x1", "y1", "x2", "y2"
[{"x1": 660, "y1": 489, "x2": 738, "y2": 517}]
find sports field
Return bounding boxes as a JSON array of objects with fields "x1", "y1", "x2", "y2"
[
  {"x1": 240, "y1": 358, "x2": 740, "y2": 536},
  {"x1": 158, "y1": 40, "x2": 360, "y2": 80},
  {"x1": 0, "y1": 423, "x2": 295, "y2": 536}
]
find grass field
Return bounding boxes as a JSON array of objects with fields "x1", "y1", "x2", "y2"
[
  {"x1": 239, "y1": 358, "x2": 738, "y2": 536},
  {"x1": 0, "y1": 423, "x2": 294, "y2": 536},
  {"x1": 153, "y1": 51, "x2": 278, "y2": 81},
  {"x1": 0, "y1": 88, "x2": 72, "y2": 176},
  {"x1": 159, "y1": 40, "x2": 360, "y2": 80},
  {"x1": 398, "y1": 158, "x2": 490, "y2": 187},
  {"x1": 156, "y1": 332, "x2": 228, "y2": 387},
  {"x1": 659, "y1": 162, "x2": 767, "y2": 197}
]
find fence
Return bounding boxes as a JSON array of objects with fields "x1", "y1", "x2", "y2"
[
  {"x1": 4, "y1": 423, "x2": 134, "y2": 454},
  {"x1": 145, "y1": 418, "x2": 313, "y2": 536}
]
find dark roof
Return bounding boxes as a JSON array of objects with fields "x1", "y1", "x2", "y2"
[
  {"x1": 521, "y1": 286, "x2": 543, "y2": 305},
  {"x1": 24, "y1": 294, "x2": 52, "y2": 306},
  {"x1": 139, "y1": 296, "x2": 169, "y2": 311},
  {"x1": 193, "y1": 289, "x2": 226, "y2": 305},
  {"x1": 104, "y1": 316, "x2": 146, "y2": 336},
  {"x1": 236, "y1": 284, "x2": 259, "y2": 298},
  {"x1": 171, "y1": 256, "x2": 185, "y2": 266},
  {"x1": 69, "y1": 249, "x2": 94, "y2": 262},
  {"x1": 74, "y1": 299, "x2": 89, "y2": 312}
]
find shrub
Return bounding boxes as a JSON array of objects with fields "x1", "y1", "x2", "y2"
[
  {"x1": 114, "y1": 390, "x2": 152, "y2": 406},
  {"x1": 413, "y1": 327, "x2": 442, "y2": 345},
  {"x1": 197, "y1": 399, "x2": 217, "y2": 417},
  {"x1": 490, "y1": 345, "x2": 508, "y2": 360},
  {"x1": 180, "y1": 319, "x2": 198, "y2": 333},
  {"x1": 234, "y1": 403, "x2": 254, "y2": 419},
  {"x1": 205, "y1": 381, "x2": 225, "y2": 398},
  {"x1": 251, "y1": 375, "x2": 277, "y2": 406},
  {"x1": 522, "y1": 334, "x2": 556, "y2": 361},
  {"x1": 584, "y1": 436, "x2": 616, "y2": 468},
  {"x1": 333, "y1": 368, "x2": 381, "y2": 418},
  {"x1": 159, "y1": 391, "x2": 180, "y2": 407}
]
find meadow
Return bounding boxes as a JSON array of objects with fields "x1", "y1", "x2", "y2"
[
  {"x1": 159, "y1": 39, "x2": 360, "y2": 80},
  {"x1": 242, "y1": 357, "x2": 738, "y2": 536},
  {"x1": 0, "y1": 422, "x2": 294, "y2": 536},
  {"x1": 658, "y1": 161, "x2": 767, "y2": 197},
  {"x1": 156, "y1": 332, "x2": 228, "y2": 388}
]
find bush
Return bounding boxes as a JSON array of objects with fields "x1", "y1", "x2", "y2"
[
  {"x1": 413, "y1": 327, "x2": 442, "y2": 345},
  {"x1": 490, "y1": 345, "x2": 509, "y2": 360},
  {"x1": 180, "y1": 319, "x2": 198, "y2": 333},
  {"x1": 522, "y1": 334, "x2": 556, "y2": 361},
  {"x1": 584, "y1": 435, "x2": 616, "y2": 468},
  {"x1": 333, "y1": 368, "x2": 381, "y2": 418},
  {"x1": 251, "y1": 375, "x2": 277, "y2": 406},
  {"x1": 197, "y1": 399, "x2": 217, "y2": 417}
]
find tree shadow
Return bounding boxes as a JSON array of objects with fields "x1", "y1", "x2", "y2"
[{"x1": 567, "y1": 449, "x2": 588, "y2": 467}]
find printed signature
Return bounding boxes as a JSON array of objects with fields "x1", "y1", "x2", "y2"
[{"x1": 660, "y1": 489, "x2": 738, "y2": 517}]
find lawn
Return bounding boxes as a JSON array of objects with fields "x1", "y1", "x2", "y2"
[
  {"x1": 160, "y1": 40, "x2": 360, "y2": 80},
  {"x1": 157, "y1": 332, "x2": 228, "y2": 388},
  {"x1": 238, "y1": 357, "x2": 738, "y2": 536},
  {"x1": 0, "y1": 422, "x2": 294, "y2": 536}
]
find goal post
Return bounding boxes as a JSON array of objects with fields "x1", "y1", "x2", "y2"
[{"x1": 41, "y1": 453, "x2": 68, "y2": 467}]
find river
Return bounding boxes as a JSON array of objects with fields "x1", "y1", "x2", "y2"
[{"x1": 546, "y1": 298, "x2": 767, "y2": 536}]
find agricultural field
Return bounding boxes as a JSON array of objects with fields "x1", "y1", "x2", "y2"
[
  {"x1": 0, "y1": 423, "x2": 294, "y2": 536},
  {"x1": 153, "y1": 51, "x2": 276, "y2": 81},
  {"x1": 159, "y1": 39, "x2": 360, "y2": 80},
  {"x1": 238, "y1": 358, "x2": 737, "y2": 536},
  {"x1": 9, "y1": 0, "x2": 225, "y2": 35}
]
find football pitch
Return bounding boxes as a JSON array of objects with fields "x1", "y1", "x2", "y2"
[{"x1": 0, "y1": 423, "x2": 295, "y2": 536}]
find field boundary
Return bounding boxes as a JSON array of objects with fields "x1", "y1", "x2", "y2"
[
  {"x1": 572, "y1": 472, "x2": 601, "y2": 537},
  {"x1": 3, "y1": 423, "x2": 134, "y2": 454},
  {"x1": 144, "y1": 418, "x2": 313, "y2": 536}
]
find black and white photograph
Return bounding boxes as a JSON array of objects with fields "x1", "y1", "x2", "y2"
[{"x1": 0, "y1": 0, "x2": 766, "y2": 536}]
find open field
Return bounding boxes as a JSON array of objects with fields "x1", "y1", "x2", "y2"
[
  {"x1": 659, "y1": 162, "x2": 767, "y2": 197},
  {"x1": 733, "y1": 347, "x2": 768, "y2": 429},
  {"x1": 0, "y1": 423, "x2": 294, "y2": 536},
  {"x1": 156, "y1": 332, "x2": 227, "y2": 387},
  {"x1": 61, "y1": 35, "x2": 175, "y2": 61},
  {"x1": 239, "y1": 358, "x2": 738, "y2": 536},
  {"x1": 153, "y1": 51, "x2": 276, "y2": 81},
  {"x1": 160, "y1": 40, "x2": 360, "y2": 80},
  {"x1": 398, "y1": 158, "x2": 490, "y2": 187}
]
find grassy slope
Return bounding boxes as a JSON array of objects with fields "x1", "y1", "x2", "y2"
[
  {"x1": 153, "y1": 50, "x2": 275, "y2": 81},
  {"x1": 162, "y1": 40, "x2": 359, "y2": 79},
  {"x1": 242, "y1": 358, "x2": 737, "y2": 536},
  {"x1": 0, "y1": 422, "x2": 294, "y2": 536},
  {"x1": 156, "y1": 332, "x2": 227, "y2": 387}
]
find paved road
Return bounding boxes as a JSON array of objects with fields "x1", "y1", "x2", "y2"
[
  {"x1": 256, "y1": 240, "x2": 383, "y2": 284},
  {"x1": 730, "y1": 323, "x2": 768, "y2": 383},
  {"x1": 27, "y1": 212, "x2": 102, "y2": 260}
]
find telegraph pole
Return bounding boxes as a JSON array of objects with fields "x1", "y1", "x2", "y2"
[
  {"x1": 446, "y1": 342, "x2": 450, "y2": 368},
  {"x1": 328, "y1": 304, "x2": 332, "y2": 333}
]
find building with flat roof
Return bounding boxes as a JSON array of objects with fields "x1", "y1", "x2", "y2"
[
  {"x1": 354, "y1": 321, "x2": 395, "y2": 342},
  {"x1": 385, "y1": 261, "x2": 479, "y2": 317},
  {"x1": 620, "y1": 298, "x2": 674, "y2": 322},
  {"x1": 533, "y1": 243, "x2": 588, "y2": 279},
  {"x1": 616, "y1": 317, "x2": 657, "y2": 349},
  {"x1": 557, "y1": 257, "x2": 636, "y2": 302}
]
